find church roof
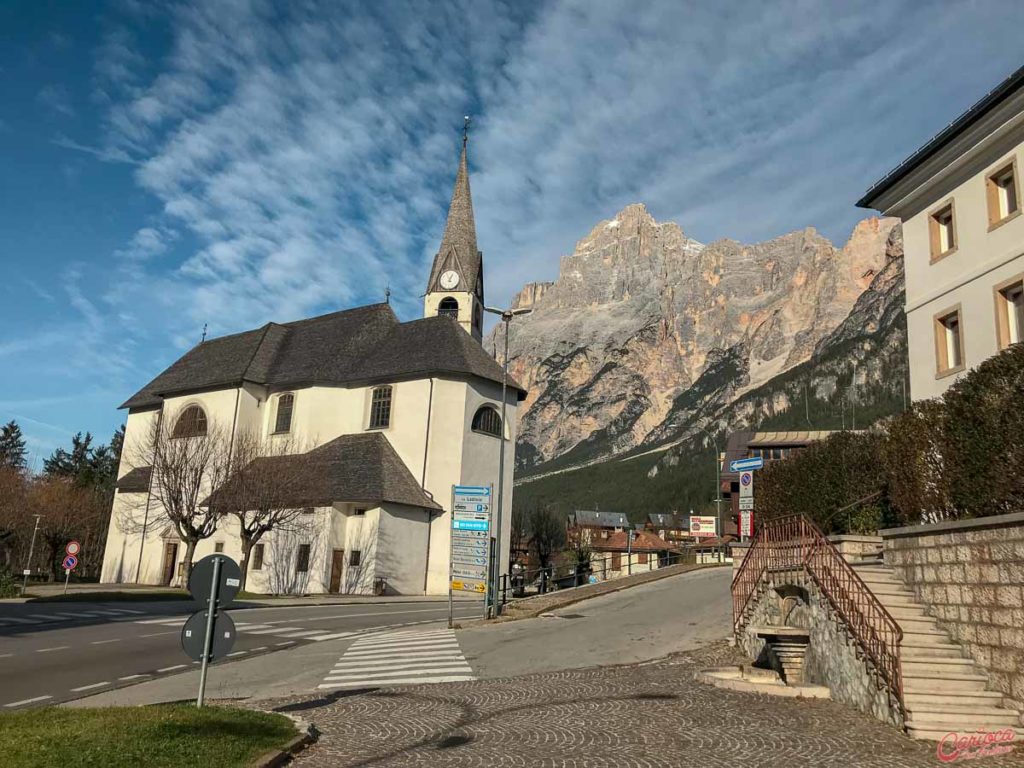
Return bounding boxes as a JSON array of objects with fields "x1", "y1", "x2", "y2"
[
  {"x1": 427, "y1": 138, "x2": 482, "y2": 295},
  {"x1": 210, "y1": 433, "x2": 442, "y2": 511},
  {"x1": 121, "y1": 303, "x2": 524, "y2": 409}
]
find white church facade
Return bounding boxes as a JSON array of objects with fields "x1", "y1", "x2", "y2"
[{"x1": 100, "y1": 134, "x2": 525, "y2": 595}]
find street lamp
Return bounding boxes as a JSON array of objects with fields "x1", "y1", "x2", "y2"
[
  {"x1": 697, "y1": 426, "x2": 724, "y2": 549},
  {"x1": 22, "y1": 514, "x2": 42, "y2": 595},
  {"x1": 483, "y1": 304, "x2": 532, "y2": 618}
]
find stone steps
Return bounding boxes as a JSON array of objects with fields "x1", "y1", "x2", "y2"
[
  {"x1": 906, "y1": 723, "x2": 1023, "y2": 742},
  {"x1": 903, "y1": 672, "x2": 992, "y2": 693},
  {"x1": 902, "y1": 657, "x2": 979, "y2": 677},
  {"x1": 904, "y1": 690, "x2": 1007, "y2": 711}
]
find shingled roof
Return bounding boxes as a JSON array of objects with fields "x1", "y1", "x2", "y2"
[
  {"x1": 121, "y1": 304, "x2": 524, "y2": 409},
  {"x1": 210, "y1": 433, "x2": 441, "y2": 511},
  {"x1": 427, "y1": 138, "x2": 482, "y2": 296},
  {"x1": 115, "y1": 465, "x2": 152, "y2": 493}
]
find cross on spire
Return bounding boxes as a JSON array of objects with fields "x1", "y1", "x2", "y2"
[{"x1": 463, "y1": 115, "x2": 471, "y2": 147}]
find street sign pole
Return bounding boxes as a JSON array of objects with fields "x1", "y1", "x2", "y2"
[
  {"x1": 448, "y1": 487, "x2": 454, "y2": 630},
  {"x1": 196, "y1": 556, "x2": 222, "y2": 708},
  {"x1": 63, "y1": 569, "x2": 71, "y2": 595}
]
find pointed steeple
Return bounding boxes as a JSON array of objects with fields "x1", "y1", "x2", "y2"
[{"x1": 427, "y1": 119, "x2": 482, "y2": 297}]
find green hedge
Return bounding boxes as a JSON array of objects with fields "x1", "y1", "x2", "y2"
[{"x1": 759, "y1": 343, "x2": 1024, "y2": 533}]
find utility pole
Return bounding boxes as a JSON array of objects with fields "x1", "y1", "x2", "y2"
[
  {"x1": 483, "y1": 304, "x2": 532, "y2": 618},
  {"x1": 851, "y1": 361, "x2": 857, "y2": 431},
  {"x1": 22, "y1": 514, "x2": 42, "y2": 595}
]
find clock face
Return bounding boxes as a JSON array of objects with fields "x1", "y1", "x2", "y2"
[{"x1": 439, "y1": 270, "x2": 460, "y2": 290}]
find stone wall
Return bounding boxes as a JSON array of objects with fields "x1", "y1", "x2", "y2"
[
  {"x1": 881, "y1": 511, "x2": 1024, "y2": 715},
  {"x1": 739, "y1": 573, "x2": 902, "y2": 728}
]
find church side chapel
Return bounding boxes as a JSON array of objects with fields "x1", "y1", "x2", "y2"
[{"x1": 101, "y1": 128, "x2": 525, "y2": 595}]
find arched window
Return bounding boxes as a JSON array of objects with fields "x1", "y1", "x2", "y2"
[
  {"x1": 274, "y1": 393, "x2": 294, "y2": 434},
  {"x1": 471, "y1": 405, "x2": 502, "y2": 438},
  {"x1": 438, "y1": 297, "x2": 459, "y2": 319},
  {"x1": 368, "y1": 385, "x2": 392, "y2": 429},
  {"x1": 172, "y1": 405, "x2": 207, "y2": 438}
]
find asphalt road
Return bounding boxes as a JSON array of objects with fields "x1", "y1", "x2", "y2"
[{"x1": 0, "y1": 599, "x2": 482, "y2": 710}]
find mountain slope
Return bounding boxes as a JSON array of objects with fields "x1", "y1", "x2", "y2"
[{"x1": 494, "y1": 204, "x2": 902, "y2": 485}]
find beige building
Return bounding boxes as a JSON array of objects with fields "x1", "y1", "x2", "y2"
[
  {"x1": 101, "y1": 134, "x2": 525, "y2": 595},
  {"x1": 859, "y1": 65, "x2": 1024, "y2": 400}
]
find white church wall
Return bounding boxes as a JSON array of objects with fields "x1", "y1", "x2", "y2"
[
  {"x1": 341, "y1": 507, "x2": 380, "y2": 594},
  {"x1": 377, "y1": 503, "x2": 432, "y2": 595}
]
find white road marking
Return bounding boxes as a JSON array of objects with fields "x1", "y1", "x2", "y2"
[
  {"x1": 227, "y1": 650, "x2": 247, "y2": 657},
  {"x1": 275, "y1": 641, "x2": 296, "y2": 647},
  {"x1": 139, "y1": 631, "x2": 177, "y2": 638},
  {"x1": 249, "y1": 646, "x2": 268, "y2": 651},
  {"x1": 317, "y1": 629, "x2": 475, "y2": 690},
  {"x1": 157, "y1": 664, "x2": 187, "y2": 673},
  {"x1": 260, "y1": 607, "x2": 478, "y2": 625},
  {"x1": 36, "y1": 646, "x2": 70, "y2": 653},
  {"x1": 27, "y1": 613, "x2": 69, "y2": 621},
  {"x1": 5, "y1": 695, "x2": 52, "y2": 707},
  {"x1": 308, "y1": 632, "x2": 354, "y2": 642},
  {"x1": 245, "y1": 626, "x2": 303, "y2": 635},
  {"x1": 235, "y1": 624, "x2": 273, "y2": 631},
  {"x1": 274, "y1": 629, "x2": 330, "y2": 638},
  {"x1": 70, "y1": 682, "x2": 110, "y2": 692},
  {"x1": 91, "y1": 638, "x2": 121, "y2": 645},
  {"x1": 0, "y1": 617, "x2": 40, "y2": 625},
  {"x1": 118, "y1": 674, "x2": 151, "y2": 681},
  {"x1": 0, "y1": 653, "x2": 12, "y2": 659},
  {"x1": 135, "y1": 617, "x2": 187, "y2": 625},
  {"x1": 103, "y1": 608, "x2": 144, "y2": 615}
]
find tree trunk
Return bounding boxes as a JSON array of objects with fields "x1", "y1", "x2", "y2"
[
  {"x1": 238, "y1": 532, "x2": 254, "y2": 592},
  {"x1": 180, "y1": 538, "x2": 198, "y2": 588}
]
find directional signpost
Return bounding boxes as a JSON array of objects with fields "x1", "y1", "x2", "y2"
[
  {"x1": 730, "y1": 456, "x2": 764, "y2": 472},
  {"x1": 449, "y1": 484, "x2": 492, "y2": 626},
  {"x1": 183, "y1": 554, "x2": 242, "y2": 707},
  {"x1": 731, "y1": 459, "x2": 761, "y2": 540}
]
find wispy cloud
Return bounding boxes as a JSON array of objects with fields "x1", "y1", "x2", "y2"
[{"x1": 37, "y1": 84, "x2": 75, "y2": 117}]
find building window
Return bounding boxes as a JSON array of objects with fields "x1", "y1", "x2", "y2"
[
  {"x1": 274, "y1": 393, "x2": 294, "y2": 434},
  {"x1": 349, "y1": 550, "x2": 362, "y2": 567},
  {"x1": 252, "y1": 544, "x2": 264, "y2": 571},
  {"x1": 368, "y1": 385, "x2": 392, "y2": 430},
  {"x1": 214, "y1": 542, "x2": 224, "y2": 553},
  {"x1": 172, "y1": 405, "x2": 207, "y2": 438},
  {"x1": 987, "y1": 161, "x2": 1020, "y2": 227},
  {"x1": 929, "y1": 202, "x2": 957, "y2": 260},
  {"x1": 995, "y1": 277, "x2": 1024, "y2": 349},
  {"x1": 438, "y1": 297, "x2": 459, "y2": 319},
  {"x1": 471, "y1": 405, "x2": 502, "y2": 438},
  {"x1": 296, "y1": 544, "x2": 310, "y2": 573},
  {"x1": 934, "y1": 307, "x2": 965, "y2": 376},
  {"x1": 354, "y1": 508, "x2": 367, "y2": 516}
]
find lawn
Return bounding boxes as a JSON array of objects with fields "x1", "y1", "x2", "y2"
[{"x1": 0, "y1": 704, "x2": 298, "y2": 768}]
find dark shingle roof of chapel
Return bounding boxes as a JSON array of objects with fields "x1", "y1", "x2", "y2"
[{"x1": 122, "y1": 303, "x2": 524, "y2": 410}]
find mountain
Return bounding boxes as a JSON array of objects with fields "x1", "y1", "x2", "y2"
[{"x1": 493, "y1": 205, "x2": 908, "y2": 516}]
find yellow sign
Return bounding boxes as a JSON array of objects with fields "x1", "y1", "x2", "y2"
[{"x1": 452, "y1": 579, "x2": 486, "y2": 594}]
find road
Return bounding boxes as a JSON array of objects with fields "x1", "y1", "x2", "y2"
[{"x1": 0, "y1": 599, "x2": 482, "y2": 710}]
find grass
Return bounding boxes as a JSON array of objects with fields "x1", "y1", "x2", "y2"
[
  {"x1": 26, "y1": 590, "x2": 191, "y2": 603},
  {"x1": 0, "y1": 704, "x2": 298, "y2": 768}
]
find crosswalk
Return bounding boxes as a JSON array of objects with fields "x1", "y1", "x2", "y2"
[
  {"x1": 318, "y1": 628, "x2": 475, "y2": 690},
  {"x1": 132, "y1": 616, "x2": 353, "y2": 643},
  {"x1": 0, "y1": 608, "x2": 144, "y2": 627}
]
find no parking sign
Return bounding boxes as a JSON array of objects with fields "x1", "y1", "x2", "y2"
[{"x1": 62, "y1": 554, "x2": 79, "y2": 571}]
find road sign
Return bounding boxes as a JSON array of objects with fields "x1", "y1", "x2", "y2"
[
  {"x1": 451, "y1": 578, "x2": 486, "y2": 594},
  {"x1": 740, "y1": 509, "x2": 754, "y2": 538},
  {"x1": 61, "y1": 554, "x2": 78, "y2": 571},
  {"x1": 739, "y1": 496, "x2": 754, "y2": 511},
  {"x1": 181, "y1": 611, "x2": 237, "y2": 662},
  {"x1": 188, "y1": 554, "x2": 243, "y2": 606},
  {"x1": 739, "y1": 470, "x2": 753, "y2": 499},
  {"x1": 65, "y1": 540, "x2": 81, "y2": 556},
  {"x1": 730, "y1": 456, "x2": 764, "y2": 472},
  {"x1": 689, "y1": 515, "x2": 718, "y2": 538},
  {"x1": 450, "y1": 485, "x2": 493, "y2": 623}
]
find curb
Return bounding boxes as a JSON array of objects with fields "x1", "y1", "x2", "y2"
[
  {"x1": 250, "y1": 713, "x2": 319, "y2": 767},
  {"x1": 455, "y1": 563, "x2": 725, "y2": 627}
]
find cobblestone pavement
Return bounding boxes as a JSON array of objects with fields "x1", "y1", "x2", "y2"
[{"x1": 262, "y1": 643, "x2": 1024, "y2": 767}]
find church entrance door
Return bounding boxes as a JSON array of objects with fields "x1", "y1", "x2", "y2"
[
  {"x1": 330, "y1": 549, "x2": 345, "y2": 593},
  {"x1": 161, "y1": 542, "x2": 178, "y2": 586}
]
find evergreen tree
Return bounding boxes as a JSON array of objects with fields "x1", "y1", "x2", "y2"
[
  {"x1": 44, "y1": 432, "x2": 96, "y2": 485},
  {"x1": 0, "y1": 420, "x2": 27, "y2": 471}
]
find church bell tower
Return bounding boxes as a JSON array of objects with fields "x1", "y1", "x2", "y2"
[{"x1": 425, "y1": 117, "x2": 484, "y2": 343}]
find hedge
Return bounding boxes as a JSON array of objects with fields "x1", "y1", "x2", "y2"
[{"x1": 758, "y1": 343, "x2": 1024, "y2": 533}]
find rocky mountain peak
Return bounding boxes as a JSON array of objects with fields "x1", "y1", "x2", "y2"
[{"x1": 492, "y1": 207, "x2": 902, "y2": 473}]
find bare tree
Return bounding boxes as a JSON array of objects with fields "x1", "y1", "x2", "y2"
[
  {"x1": 123, "y1": 416, "x2": 232, "y2": 587},
  {"x1": 26, "y1": 476, "x2": 105, "y2": 580},
  {"x1": 527, "y1": 501, "x2": 566, "y2": 571},
  {"x1": 0, "y1": 467, "x2": 27, "y2": 571},
  {"x1": 265, "y1": 513, "x2": 325, "y2": 595},
  {"x1": 209, "y1": 430, "x2": 314, "y2": 590}
]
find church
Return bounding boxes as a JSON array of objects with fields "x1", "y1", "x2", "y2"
[{"x1": 100, "y1": 131, "x2": 525, "y2": 596}]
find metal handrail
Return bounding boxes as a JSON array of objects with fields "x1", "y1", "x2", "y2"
[{"x1": 732, "y1": 514, "x2": 904, "y2": 715}]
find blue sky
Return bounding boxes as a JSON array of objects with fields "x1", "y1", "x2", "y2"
[{"x1": 2, "y1": 0, "x2": 1022, "y2": 468}]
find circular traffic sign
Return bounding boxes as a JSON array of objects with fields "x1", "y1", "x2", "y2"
[
  {"x1": 65, "y1": 540, "x2": 81, "y2": 556},
  {"x1": 188, "y1": 554, "x2": 243, "y2": 606},
  {"x1": 62, "y1": 554, "x2": 79, "y2": 571},
  {"x1": 740, "y1": 471, "x2": 752, "y2": 487},
  {"x1": 180, "y1": 610, "x2": 237, "y2": 662}
]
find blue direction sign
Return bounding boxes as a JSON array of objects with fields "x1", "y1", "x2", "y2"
[{"x1": 730, "y1": 456, "x2": 764, "y2": 472}]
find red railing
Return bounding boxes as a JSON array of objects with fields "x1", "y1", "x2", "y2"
[{"x1": 731, "y1": 515, "x2": 904, "y2": 714}]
